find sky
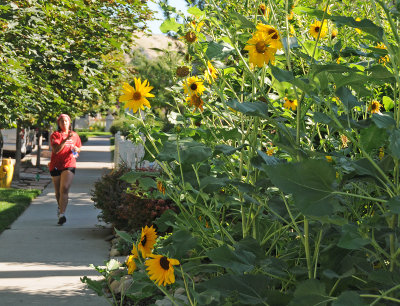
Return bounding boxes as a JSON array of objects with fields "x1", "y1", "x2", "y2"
[{"x1": 146, "y1": 0, "x2": 188, "y2": 35}]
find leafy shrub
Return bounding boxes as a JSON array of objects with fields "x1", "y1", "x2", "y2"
[{"x1": 91, "y1": 163, "x2": 175, "y2": 231}]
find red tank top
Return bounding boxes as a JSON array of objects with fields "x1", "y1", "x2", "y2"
[{"x1": 49, "y1": 131, "x2": 82, "y2": 171}]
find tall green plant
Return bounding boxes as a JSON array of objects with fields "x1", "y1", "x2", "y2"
[{"x1": 105, "y1": 0, "x2": 400, "y2": 304}]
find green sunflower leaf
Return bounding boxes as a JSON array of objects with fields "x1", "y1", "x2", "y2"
[
  {"x1": 332, "y1": 291, "x2": 363, "y2": 306},
  {"x1": 360, "y1": 124, "x2": 386, "y2": 153},
  {"x1": 187, "y1": 6, "x2": 205, "y2": 17},
  {"x1": 265, "y1": 159, "x2": 339, "y2": 216},
  {"x1": 289, "y1": 279, "x2": 329, "y2": 306},
  {"x1": 329, "y1": 16, "x2": 384, "y2": 40},
  {"x1": 371, "y1": 113, "x2": 396, "y2": 129},
  {"x1": 205, "y1": 41, "x2": 234, "y2": 60},
  {"x1": 313, "y1": 112, "x2": 333, "y2": 125},
  {"x1": 227, "y1": 100, "x2": 269, "y2": 118},
  {"x1": 311, "y1": 64, "x2": 353, "y2": 76},
  {"x1": 200, "y1": 175, "x2": 229, "y2": 193},
  {"x1": 157, "y1": 139, "x2": 212, "y2": 165},
  {"x1": 338, "y1": 224, "x2": 370, "y2": 249},
  {"x1": 292, "y1": 7, "x2": 326, "y2": 18},
  {"x1": 114, "y1": 229, "x2": 134, "y2": 244},
  {"x1": 335, "y1": 87, "x2": 362, "y2": 111},
  {"x1": 160, "y1": 18, "x2": 182, "y2": 33},
  {"x1": 270, "y1": 65, "x2": 294, "y2": 82},
  {"x1": 387, "y1": 196, "x2": 400, "y2": 214},
  {"x1": 214, "y1": 144, "x2": 247, "y2": 156},
  {"x1": 200, "y1": 274, "x2": 281, "y2": 305},
  {"x1": 80, "y1": 277, "x2": 104, "y2": 297},
  {"x1": 120, "y1": 171, "x2": 158, "y2": 184},
  {"x1": 389, "y1": 129, "x2": 400, "y2": 159},
  {"x1": 207, "y1": 245, "x2": 256, "y2": 274},
  {"x1": 228, "y1": 11, "x2": 255, "y2": 29},
  {"x1": 161, "y1": 230, "x2": 198, "y2": 260},
  {"x1": 383, "y1": 96, "x2": 394, "y2": 111},
  {"x1": 365, "y1": 65, "x2": 395, "y2": 81}
]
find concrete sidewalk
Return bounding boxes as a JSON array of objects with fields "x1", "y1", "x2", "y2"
[{"x1": 0, "y1": 136, "x2": 113, "y2": 305}]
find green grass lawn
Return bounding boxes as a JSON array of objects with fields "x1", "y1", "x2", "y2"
[
  {"x1": 76, "y1": 131, "x2": 111, "y2": 143},
  {"x1": 0, "y1": 188, "x2": 41, "y2": 233}
]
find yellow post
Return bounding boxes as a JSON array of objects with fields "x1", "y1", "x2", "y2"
[{"x1": 0, "y1": 158, "x2": 14, "y2": 188}]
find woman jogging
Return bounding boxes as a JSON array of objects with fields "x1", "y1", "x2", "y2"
[{"x1": 49, "y1": 114, "x2": 82, "y2": 225}]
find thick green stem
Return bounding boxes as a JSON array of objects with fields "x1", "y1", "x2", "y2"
[
  {"x1": 180, "y1": 266, "x2": 195, "y2": 306},
  {"x1": 304, "y1": 217, "x2": 313, "y2": 279}
]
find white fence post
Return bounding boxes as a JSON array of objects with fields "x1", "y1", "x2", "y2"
[
  {"x1": 114, "y1": 131, "x2": 121, "y2": 168},
  {"x1": 113, "y1": 131, "x2": 157, "y2": 170}
]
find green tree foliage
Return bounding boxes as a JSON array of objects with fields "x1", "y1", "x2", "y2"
[
  {"x1": 0, "y1": 0, "x2": 153, "y2": 128},
  {"x1": 128, "y1": 45, "x2": 184, "y2": 114}
]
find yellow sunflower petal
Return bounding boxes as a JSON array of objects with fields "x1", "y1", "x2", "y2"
[{"x1": 119, "y1": 94, "x2": 133, "y2": 102}]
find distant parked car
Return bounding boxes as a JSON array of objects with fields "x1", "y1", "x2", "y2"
[{"x1": 2, "y1": 128, "x2": 36, "y2": 157}]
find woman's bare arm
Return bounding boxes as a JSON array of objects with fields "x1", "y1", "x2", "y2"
[{"x1": 52, "y1": 132, "x2": 72, "y2": 154}]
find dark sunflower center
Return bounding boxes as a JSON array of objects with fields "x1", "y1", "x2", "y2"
[
  {"x1": 141, "y1": 235, "x2": 147, "y2": 246},
  {"x1": 256, "y1": 41, "x2": 267, "y2": 53},
  {"x1": 160, "y1": 256, "x2": 170, "y2": 270},
  {"x1": 133, "y1": 92, "x2": 141, "y2": 100},
  {"x1": 268, "y1": 29, "x2": 278, "y2": 39},
  {"x1": 190, "y1": 83, "x2": 198, "y2": 90},
  {"x1": 259, "y1": 5, "x2": 266, "y2": 15},
  {"x1": 372, "y1": 104, "x2": 377, "y2": 110},
  {"x1": 315, "y1": 26, "x2": 320, "y2": 33},
  {"x1": 185, "y1": 31, "x2": 197, "y2": 43}
]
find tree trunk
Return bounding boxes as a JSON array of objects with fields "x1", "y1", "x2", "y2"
[
  {"x1": 36, "y1": 128, "x2": 42, "y2": 167},
  {"x1": 14, "y1": 124, "x2": 22, "y2": 181}
]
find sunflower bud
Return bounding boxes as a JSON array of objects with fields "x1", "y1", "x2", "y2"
[
  {"x1": 176, "y1": 66, "x2": 190, "y2": 77},
  {"x1": 184, "y1": 31, "x2": 197, "y2": 43},
  {"x1": 258, "y1": 3, "x2": 267, "y2": 16},
  {"x1": 331, "y1": 29, "x2": 338, "y2": 39}
]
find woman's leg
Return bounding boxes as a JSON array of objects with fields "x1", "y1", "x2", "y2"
[
  {"x1": 52, "y1": 175, "x2": 61, "y2": 210},
  {"x1": 59, "y1": 170, "x2": 75, "y2": 215}
]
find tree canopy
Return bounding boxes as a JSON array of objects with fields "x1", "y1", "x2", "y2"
[{"x1": 0, "y1": 0, "x2": 153, "y2": 128}]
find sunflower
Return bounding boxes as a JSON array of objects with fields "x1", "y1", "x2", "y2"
[
  {"x1": 331, "y1": 29, "x2": 338, "y2": 39},
  {"x1": 244, "y1": 31, "x2": 277, "y2": 68},
  {"x1": 145, "y1": 254, "x2": 180, "y2": 286},
  {"x1": 181, "y1": 31, "x2": 197, "y2": 43},
  {"x1": 186, "y1": 94, "x2": 204, "y2": 112},
  {"x1": 267, "y1": 147, "x2": 276, "y2": 156},
  {"x1": 204, "y1": 61, "x2": 218, "y2": 83},
  {"x1": 341, "y1": 135, "x2": 349, "y2": 148},
  {"x1": 325, "y1": 156, "x2": 333, "y2": 163},
  {"x1": 176, "y1": 66, "x2": 190, "y2": 78},
  {"x1": 290, "y1": 25, "x2": 295, "y2": 36},
  {"x1": 287, "y1": 9, "x2": 294, "y2": 21},
  {"x1": 157, "y1": 181, "x2": 165, "y2": 195},
  {"x1": 138, "y1": 225, "x2": 157, "y2": 258},
  {"x1": 309, "y1": 20, "x2": 328, "y2": 39},
  {"x1": 355, "y1": 17, "x2": 362, "y2": 34},
  {"x1": 283, "y1": 97, "x2": 298, "y2": 111},
  {"x1": 258, "y1": 3, "x2": 270, "y2": 18},
  {"x1": 119, "y1": 78, "x2": 154, "y2": 113},
  {"x1": 375, "y1": 43, "x2": 389, "y2": 63},
  {"x1": 183, "y1": 76, "x2": 206, "y2": 96},
  {"x1": 190, "y1": 19, "x2": 204, "y2": 32},
  {"x1": 126, "y1": 255, "x2": 137, "y2": 274},
  {"x1": 256, "y1": 23, "x2": 283, "y2": 49},
  {"x1": 131, "y1": 243, "x2": 139, "y2": 257},
  {"x1": 368, "y1": 100, "x2": 381, "y2": 114},
  {"x1": 379, "y1": 147, "x2": 384, "y2": 160}
]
